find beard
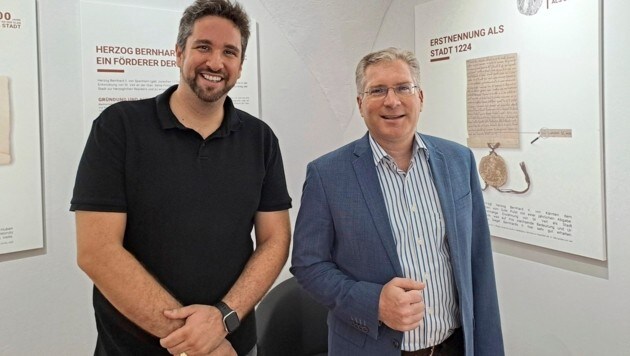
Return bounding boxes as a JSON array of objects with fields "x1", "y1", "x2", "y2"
[{"x1": 183, "y1": 68, "x2": 235, "y2": 103}]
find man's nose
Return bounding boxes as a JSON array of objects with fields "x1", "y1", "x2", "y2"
[
  {"x1": 383, "y1": 88, "x2": 401, "y2": 107},
  {"x1": 205, "y1": 51, "x2": 224, "y2": 71}
]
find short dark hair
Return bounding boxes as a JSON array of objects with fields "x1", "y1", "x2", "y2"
[
  {"x1": 355, "y1": 47, "x2": 421, "y2": 95},
  {"x1": 177, "y1": 0, "x2": 251, "y2": 63}
]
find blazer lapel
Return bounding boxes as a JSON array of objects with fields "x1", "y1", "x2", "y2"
[
  {"x1": 423, "y1": 137, "x2": 463, "y2": 284},
  {"x1": 352, "y1": 134, "x2": 404, "y2": 277}
]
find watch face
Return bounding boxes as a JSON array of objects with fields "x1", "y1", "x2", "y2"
[{"x1": 224, "y1": 311, "x2": 240, "y2": 333}]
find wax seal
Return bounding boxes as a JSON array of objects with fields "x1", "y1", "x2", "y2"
[
  {"x1": 517, "y1": 0, "x2": 543, "y2": 16},
  {"x1": 479, "y1": 143, "x2": 531, "y2": 194}
]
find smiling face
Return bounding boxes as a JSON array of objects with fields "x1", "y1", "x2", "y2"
[
  {"x1": 176, "y1": 15, "x2": 243, "y2": 103},
  {"x1": 357, "y1": 59, "x2": 424, "y2": 148}
]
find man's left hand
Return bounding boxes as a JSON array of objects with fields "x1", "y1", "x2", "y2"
[{"x1": 160, "y1": 304, "x2": 227, "y2": 356}]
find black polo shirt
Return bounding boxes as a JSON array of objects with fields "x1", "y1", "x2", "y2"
[{"x1": 71, "y1": 85, "x2": 292, "y2": 355}]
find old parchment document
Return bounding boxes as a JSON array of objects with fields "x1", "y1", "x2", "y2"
[{"x1": 466, "y1": 53, "x2": 520, "y2": 148}]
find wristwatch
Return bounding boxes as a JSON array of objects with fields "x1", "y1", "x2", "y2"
[{"x1": 214, "y1": 301, "x2": 240, "y2": 333}]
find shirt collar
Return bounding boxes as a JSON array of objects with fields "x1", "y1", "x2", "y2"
[
  {"x1": 155, "y1": 85, "x2": 243, "y2": 136},
  {"x1": 369, "y1": 132, "x2": 428, "y2": 166}
]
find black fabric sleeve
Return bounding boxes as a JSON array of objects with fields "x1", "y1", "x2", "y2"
[
  {"x1": 257, "y1": 131, "x2": 292, "y2": 212},
  {"x1": 70, "y1": 106, "x2": 127, "y2": 212}
]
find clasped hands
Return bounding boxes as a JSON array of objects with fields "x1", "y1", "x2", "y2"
[
  {"x1": 378, "y1": 277, "x2": 426, "y2": 332},
  {"x1": 159, "y1": 305, "x2": 237, "y2": 356}
]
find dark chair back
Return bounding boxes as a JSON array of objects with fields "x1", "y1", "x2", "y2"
[{"x1": 256, "y1": 277, "x2": 328, "y2": 356}]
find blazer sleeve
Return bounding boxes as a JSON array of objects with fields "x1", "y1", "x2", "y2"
[
  {"x1": 468, "y1": 149, "x2": 505, "y2": 355},
  {"x1": 290, "y1": 161, "x2": 383, "y2": 340}
]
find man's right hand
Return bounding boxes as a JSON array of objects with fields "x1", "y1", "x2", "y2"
[
  {"x1": 160, "y1": 305, "x2": 227, "y2": 355},
  {"x1": 378, "y1": 277, "x2": 425, "y2": 332}
]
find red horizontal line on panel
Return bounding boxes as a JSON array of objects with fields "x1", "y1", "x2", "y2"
[
  {"x1": 97, "y1": 69, "x2": 125, "y2": 73},
  {"x1": 430, "y1": 57, "x2": 450, "y2": 62}
]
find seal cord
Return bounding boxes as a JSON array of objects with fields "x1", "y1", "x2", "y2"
[{"x1": 480, "y1": 143, "x2": 531, "y2": 194}]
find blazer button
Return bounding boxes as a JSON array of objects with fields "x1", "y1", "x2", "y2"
[{"x1": 392, "y1": 339, "x2": 400, "y2": 349}]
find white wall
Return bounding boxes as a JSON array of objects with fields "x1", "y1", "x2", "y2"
[{"x1": 1, "y1": 0, "x2": 628, "y2": 354}]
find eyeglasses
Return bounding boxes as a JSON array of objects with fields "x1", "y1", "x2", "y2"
[{"x1": 361, "y1": 83, "x2": 419, "y2": 98}]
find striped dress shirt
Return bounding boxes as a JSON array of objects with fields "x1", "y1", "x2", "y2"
[{"x1": 369, "y1": 133, "x2": 460, "y2": 351}]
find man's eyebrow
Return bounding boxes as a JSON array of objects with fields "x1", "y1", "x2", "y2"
[
  {"x1": 224, "y1": 44, "x2": 241, "y2": 53},
  {"x1": 190, "y1": 39, "x2": 241, "y2": 53},
  {"x1": 191, "y1": 39, "x2": 212, "y2": 46}
]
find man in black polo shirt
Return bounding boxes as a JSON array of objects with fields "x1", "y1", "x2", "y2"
[{"x1": 71, "y1": 1, "x2": 291, "y2": 355}]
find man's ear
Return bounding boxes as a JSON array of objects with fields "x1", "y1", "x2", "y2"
[
  {"x1": 175, "y1": 44, "x2": 183, "y2": 68},
  {"x1": 357, "y1": 96, "x2": 363, "y2": 115}
]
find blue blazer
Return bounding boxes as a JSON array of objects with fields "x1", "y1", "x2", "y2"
[{"x1": 291, "y1": 133, "x2": 504, "y2": 356}]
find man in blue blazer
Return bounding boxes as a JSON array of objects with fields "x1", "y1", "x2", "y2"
[{"x1": 291, "y1": 48, "x2": 504, "y2": 356}]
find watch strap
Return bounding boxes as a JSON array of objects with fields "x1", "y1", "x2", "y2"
[
  {"x1": 214, "y1": 301, "x2": 239, "y2": 332},
  {"x1": 214, "y1": 301, "x2": 232, "y2": 316}
]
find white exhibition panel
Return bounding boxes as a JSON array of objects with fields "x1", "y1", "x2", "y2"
[
  {"x1": 0, "y1": 0, "x2": 44, "y2": 254},
  {"x1": 80, "y1": 1, "x2": 260, "y2": 138},
  {"x1": 415, "y1": 0, "x2": 605, "y2": 259}
]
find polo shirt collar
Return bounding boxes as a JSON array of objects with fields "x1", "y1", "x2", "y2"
[{"x1": 155, "y1": 85, "x2": 243, "y2": 135}]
